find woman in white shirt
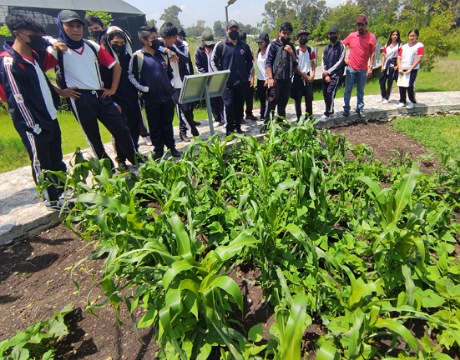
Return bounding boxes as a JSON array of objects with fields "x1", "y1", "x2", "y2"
[
  {"x1": 397, "y1": 29, "x2": 424, "y2": 108},
  {"x1": 255, "y1": 33, "x2": 269, "y2": 120},
  {"x1": 379, "y1": 30, "x2": 401, "y2": 103}
]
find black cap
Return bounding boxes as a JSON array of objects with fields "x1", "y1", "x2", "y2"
[
  {"x1": 328, "y1": 26, "x2": 339, "y2": 34},
  {"x1": 201, "y1": 30, "x2": 216, "y2": 45},
  {"x1": 58, "y1": 10, "x2": 85, "y2": 26},
  {"x1": 256, "y1": 32, "x2": 269, "y2": 43},
  {"x1": 227, "y1": 20, "x2": 239, "y2": 29},
  {"x1": 296, "y1": 29, "x2": 310, "y2": 38}
]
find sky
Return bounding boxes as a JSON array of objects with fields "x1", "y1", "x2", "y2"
[{"x1": 125, "y1": 0, "x2": 344, "y2": 28}]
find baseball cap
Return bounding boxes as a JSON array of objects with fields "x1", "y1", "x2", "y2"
[
  {"x1": 256, "y1": 32, "x2": 269, "y2": 43},
  {"x1": 201, "y1": 30, "x2": 216, "y2": 45},
  {"x1": 356, "y1": 15, "x2": 368, "y2": 24},
  {"x1": 296, "y1": 29, "x2": 310, "y2": 38},
  {"x1": 227, "y1": 20, "x2": 239, "y2": 29},
  {"x1": 58, "y1": 10, "x2": 85, "y2": 25},
  {"x1": 328, "y1": 26, "x2": 339, "y2": 34}
]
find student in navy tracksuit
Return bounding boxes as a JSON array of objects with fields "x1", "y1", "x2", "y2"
[
  {"x1": 160, "y1": 22, "x2": 199, "y2": 143},
  {"x1": 264, "y1": 22, "x2": 300, "y2": 125},
  {"x1": 211, "y1": 20, "x2": 253, "y2": 136},
  {"x1": 320, "y1": 26, "x2": 346, "y2": 120},
  {"x1": 0, "y1": 15, "x2": 67, "y2": 208},
  {"x1": 128, "y1": 26, "x2": 181, "y2": 160}
]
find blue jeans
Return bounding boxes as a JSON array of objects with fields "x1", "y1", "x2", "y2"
[{"x1": 343, "y1": 67, "x2": 367, "y2": 113}]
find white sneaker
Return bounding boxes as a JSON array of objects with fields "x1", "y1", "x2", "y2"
[
  {"x1": 142, "y1": 136, "x2": 152, "y2": 146},
  {"x1": 382, "y1": 99, "x2": 389, "y2": 104},
  {"x1": 381, "y1": 97, "x2": 386, "y2": 102},
  {"x1": 397, "y1": 102, "x2": 405, "y2": 108},
  {"x1": 406, "y1": 102, "x2": 414, "y2": 109},
  {"x1": 319, "y1": 115, "x2": 329, "y2": 121}
]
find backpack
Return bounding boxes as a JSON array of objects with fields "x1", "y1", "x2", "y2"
[
  {"x1": 132, "y1": 49, "x2": 168, "y2": 80},
  {"x1": 55, "y1": 39, "x2": 99, "y2": 89},
  {"x1": 272, "y1": 42, "x2": 293, "y2": 81}
]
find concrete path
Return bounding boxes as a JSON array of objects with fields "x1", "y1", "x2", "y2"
[{"x1": 1, "y1": 91, "x2": 459, "y2": 245}]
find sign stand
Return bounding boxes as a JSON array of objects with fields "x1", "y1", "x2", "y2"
[{"x1": 178, "y1": 70, "x2": 230, "y2": 135}]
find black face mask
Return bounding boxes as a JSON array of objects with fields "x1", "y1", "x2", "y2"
[
  {"x1": 329, "y1": 36, "x2": 338, "y2": 43},
  {"x1": 151, "y1": 39, "x2": 162, "y2": 51},
  {"x1": 281, "y1": 38, "x2": 290, "y2": 45},
  {"x1": 228, "y1": 30, "x2": 239, "y2": 41},
  {"x1": 89, "y1": 30, "x2": 102, "y2": 40},
  {"x1": 28, "y1": 35, "x2": 47, "y2": 52},
  {"x1": 111, "y1": 44, "x2": 126, "y2": 54},
  {"x1": 299, "y1": 39, "x2": 308, "y2": 45}
]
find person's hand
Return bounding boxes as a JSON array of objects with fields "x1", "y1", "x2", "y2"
[
  {"x1": 322, "y1": 70, "x2": 329, "y2": 77},
  {"x1": 404, "y1": 69, "x2": 412, "y2": 75},
  {"x1": 101, "y1": 88, "x2": 116, "y2": 98},
  {"x1": 344, "y1": 57, "x2": 350, "y2": 65},
  {"x1": 264, "y1": 80, "x2": 268, "y2": 87},
  {"x1": 170, "y1": 53, "x2": 179, "y2": 63},
  {"x1": 267, "y1": 78, "x2": 275, "y2": 88},
  {"x1": 58, "y1": 87, "x2": 80, "y2": 99},
  {"x1": 53, "y1": 41, "x2": 67, "y2": 52},
  {"x1": 366, "y1": 67, "x2": 373, "y2": 78},
  {"x1": 284, "y1": 45, "x2": 293, "y2": 53},
  {"x1": 307, "y1": 73, "x2": 315, "y2": 82},
  {"x1": 324, "y1": 75, "x2": 331, "y2": 83},
  {"x1": 249, "y1": 78, "x2": 254, "y2": 88}
]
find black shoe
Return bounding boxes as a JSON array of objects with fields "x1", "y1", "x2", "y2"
[
  {"x1": 193, "y1": 121, "x2": 201, "y2": 126},
  {"x1": 170, "y1": 148, "x2": 182, "y2": 158},
  {"x1": 343, "y1": 111, "x2": 350, "y2": 117},
  {"x1": 240, "y1": 118, "x2": 246, "y2": 124},
  {"x1": 153, "y1": 151, "x2": 163, "y2": 160},
  {"x1": 235, "y1": 127, "x2": 244, "y2": 134},
  {"x1": 260, "y1": 125, "x2": 267, "y2": 134},
  {"x1": 226, "y1": 129, "x2": 234, "y2": 137},
  {"x1": 245, "y1": 115, "x2": 258, "y2": 121},
  {"x1": 117, "y1": 161, "x2": 128, "y2": 172},
  {"x1": 180, "y1": 131, "x2": 191, "y2": 142}
]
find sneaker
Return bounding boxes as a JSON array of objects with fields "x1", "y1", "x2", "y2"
[
  {"x1": 235, "y1": 127, "x2": 244, "y2": 134},
  {"x1": 357, "y1": 110, "x2": 365, "y2": 119},
  {"x1": 343, "y1": 111, "x2": 350, "y2": 117},
  {"x1": 142, "y1": 136, "x2": 152, "y2": 146},
  {"x1": 193, "y1": 121, "x2": 201, "y2": 126},
  {"x1": 319, "y1": 115, "x2": 330, "y2": 122},
  {"x1": 180, "y1": 131, "x2": 191, "y2": 142},
  {"x1": 406, "y1": 101, "x2": 414, "y2": 109},
  {"x1": 214, "y1": 121, "x2": 222, "y2": 127},
  {"x1": 153, "y1": 151, "x2": 163, "y2": 160},
  {"x1": 397, "y1": 102, "x2": 405, "y2": 108},
  {"x1": 240, "y1": 118, "x2": 246, "y2": 124},
  {"x1": 44, "y1": 198, "x2": 73, "y2": 212},
  {"x1": 117, "y1": 161, "x2": 128, "y2": 172},
  {"x1": 245, "y1": 115, "x2": 258, "y2": 121},
  {"x1": 382, "y1": 99, "x2": 389, "y2": 104},
  {"x1": 170, "y1": 148, "x2": 182, "y2": 158},
  {"x1": 260, "y1": 125, "x2": 267, "y2": 134}
]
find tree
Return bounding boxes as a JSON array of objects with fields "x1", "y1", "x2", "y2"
[
  {"x1": 325, "y1": 1, "x2": 364, "y2": 38},
  {"x1": 84, "y1": 10, "x2": 113, "y2": 26},
  {"x1": 146, "y1": 19, "x2": 157, "y2": 28},
  {"x1": 263, "y1": 0, "x2": 290, "y2": 31},
  {"x1": 185, "y1": 20, "x2": 208, "y2": 38},
  {"x1": 0, "y1": 24, "x2": 11, "y2": 37},
  {"x1": 160, "y1": 5, "x2": 183, "y2": 28},
  {"x1": 213, "y1": 20, "x2": 226, "y2": 38}
]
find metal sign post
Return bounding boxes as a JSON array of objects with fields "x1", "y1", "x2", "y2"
[{"x1": 178, "y1": 70, "x2": 230, "y2": 135}]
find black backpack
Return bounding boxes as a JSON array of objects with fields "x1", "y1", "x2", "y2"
[{"x1": 272, "y1": 42, "x2": 294, "y2": 81}]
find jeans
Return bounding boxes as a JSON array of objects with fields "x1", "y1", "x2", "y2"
[{"x1": 343, "y1": 67, "x2": 367, "y2": 113}]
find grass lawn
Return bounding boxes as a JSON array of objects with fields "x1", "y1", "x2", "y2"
[
  {"x1": 392, "y1": 115, "x2": 460, "y2": 160},
  {"x1": 0, "y1": 51, "x2": 459, "y2": 173}
]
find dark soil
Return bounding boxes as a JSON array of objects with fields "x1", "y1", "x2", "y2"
[{"x1": 0, "y1": 122, "x2": 450, "y2": 359}]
